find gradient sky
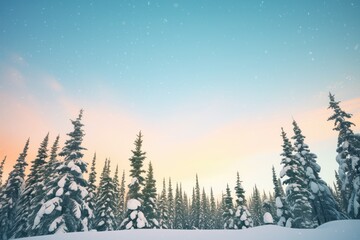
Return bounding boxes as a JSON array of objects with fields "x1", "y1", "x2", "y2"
[{"x1": 0, "y1": 1, "x2": 360, "y2": 199}]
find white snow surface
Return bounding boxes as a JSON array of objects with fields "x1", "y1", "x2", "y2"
[{"x1": 23, "y1": 220, "x2": 360, "y2": 240}]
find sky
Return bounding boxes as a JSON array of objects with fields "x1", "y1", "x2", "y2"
[{"x1": 0, "y1": 0, "x2": 360, "y2": 199}]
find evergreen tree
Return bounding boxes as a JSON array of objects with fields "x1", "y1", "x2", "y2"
[
  {"x1": 94, "y1": 159, "x2": 117, "y2": 231},
  {"x1": 249, "y1": 185, "x2": 263, "y2": 226},
  {"x1": 174, "y1": 183, "x2": 184, "y2": 229},
  {"x1": 119, "y1": 170, "x2": 126, "y2": 218},
  {"x1": 334, "y1": 170, "x2": 347, "y2": 213},
  {"x1": 280, "y1": 128, "x2": 314, "y2": 228},
  {"x1": 32, "y1": 110, "x2": 91, "y2": 235},
  {"x1": 120, "y1": 131, "x2": 148, "y2": 229},
  {"x1": 193, "y1": 174, "x2": 201, "y2": 229},
  {"x1": 190, "y1": 188, "x2": 196, "y2": 229},
  {"x1": 234, "y1": 172, "x2": 253, "y2": 229},
  {"x1": 12, "y1": 134, "x2": 49, "y2": 239},
  {"x1": 43, "y1": 135, "x2": 60, "y2": 188},
  {"x1": 0, "y1": 139, "x2": 29, "y2": 240},
  {"x1": 113, "y1": 165, "x2": 121, "y2": 227},
  {"x1": 199, "y1": 188, "x2": 209, "y2": 229},
  {"x1": 328, "y1": 93, "x2": 360, "y2": 219},
  {"x1": 0, "y1": 156, "x2": 6, "y2": 189},
  {"x1": 86, "y1": 153, "x2": 97, "y2": 230},
  {"x1": 167, "y1": 178, "x2": 174, "y2": 229},
  {"x1": 142, "y1": 162, "x2": 159, "y2": 228},
  {"x1": 209, "y1": 188, "x2": 217, "y2": 229},
  {"x1": 183, "y1": 191, "x2": 190, "y2": 229},
  {"x1": 223, "y1": 184, "x2": 234, "y2": 229},
  {"x1": 157, "y1": 179, "x2": 168, "y2": 229},
  {"x1": 292, "y1": 120, "x2": 346, "y2": 225},
  {"x1": 272, "y1": 166, "x2": 283, "y2": 199}
]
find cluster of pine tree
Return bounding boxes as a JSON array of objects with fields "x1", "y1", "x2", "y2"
[{"x1": 0, "y1": 93, "x2": 359, "y2": 239}]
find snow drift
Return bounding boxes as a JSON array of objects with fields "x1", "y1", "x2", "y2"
[{"x1": 20, "y1": 220, "x2": 360, "y2": 240}]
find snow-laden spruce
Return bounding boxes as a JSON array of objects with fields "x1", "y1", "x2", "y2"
[
  {"x1": 279, "y1": 128, "x2": 314, "y2": 228},
  {"x1": 249, "y1": 185, "x2": 263, "y2": 226},
  {"x1": 292, "y1": 120, "x2": 346, "y2": 224},
  {"x1": 12, "y1": 134, "x2": 49, "y2": 239},
  {"x1": 234, "y1": 172, "x2": 253, "y2": 229},
  {"x1": 85, "y1": 153, "x2": 97, "y2": 230},
  {"x1": 32, "y1": 110, "x2": 91, "y2": 235},
  {"x1": 120, "y1": 131, "x2": 148, "y2": 229},
  {"x1": 94, "y1": 159, "x2": 117, "y2": 231},
  {"x1": 223, "y1": 184, "x2": 234, "y2": 229},
  {"x1": 328, "y1": 93, "x2": 360, "y2": 219},
  {"x1": 167, "y1": 178, "x2": 175, "y2": 229},
  {"x1": 157, "y1": 179, "x2": 169, "y2": 229},
  {"x1": 142, "y1": 162, "x2": 159, "y2": 228},
  {"x1": 199, "y1": 187, "x2": 210, "y2": 229},
  {"x1": 0, "y1": 139, "x2": 29, "y2": 240}
]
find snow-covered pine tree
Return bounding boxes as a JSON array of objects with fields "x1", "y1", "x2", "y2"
[
  {"x1": 193, "y1": 174, "x2": 201, "y2": 229},
  {"x1": 113, "y1": 165, "x2": 121, "y2": 228},
  {"x1": 334, "y1": 170, "x2": 347, "y2": 213},
  {"x1": 28, "y1": 136, "x2": 60, "y2": 237},
  {"x1": 182, "y1": 191, "x2": 190, "y2": 229},
  {"x1": 272, "y1": 166, "x2": 282, "y2": 223},
  {"x1": 280, "y1": 127, "x2": 314, "y2": 228},
  {"x1": 167, "y1": 178, "x2": 174, "y2": 229},
  {"x1": 85, "y1": 153, "x2": 97, "y2": 230},
  {"x1": 223, "y1": 184, "x2": 234, "y2": 229},
  {"x1": 0, "y1": 156, "x2": 6, "y2": 190},
  {"x1": 32, "y1": 110, "x2": 91, "y2": 235},
  {"x1": 234, "y1": 172, "x2": 253, "y2": 229},
  {"x1": 190, "y1": 188, "x2": 196, "y2": 229},
  {"x1": 292, "y1": 120, "x2": 346, "y2": 225},
  {"x1": 199, "y1": 188, "x2": 210, "y2": 229},
  {"x1": 119, "y1": 170, "x2": 126, "y2": 218},
  {"x1": 157, "y1": 179, "x2": 168, "y2": 229},
  {"x1": 209, "y1": 188, "x2": 217, "y2": 229},
  {"x1": 174, "y1": 183, "x2": 184, "y2": 229},
  {"x1": 276, "y1": 129, "x2": 293, "y2": 227},
  {"x1": 249, "y1": 185, "x2": 263, "y2": 226},
  {"x1": 94, "y1": 159, "x2": 117, "y2": 231},
  {"x1": 12, "y1": 134, "x2": 49, "y2": 239},
  {"x1": 0, "y1": 139, "x2": 29, "y2": 240},
  {"x1": 120, "y1": 131, "x2": 148, "y2": 229},
  {"x1": 328, "y1": 93, "x2": 360, "y2": 219},
  {"x1": 142, "y1": 162, "x2": 159, "y2": 228}
]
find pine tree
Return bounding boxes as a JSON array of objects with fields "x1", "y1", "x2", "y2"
[
  {"x1": 119, "y1": 170, "x2": 126, "y2": 218},
  {"x1": 249, "y1": 185, "x2": 263, "y2": 226},
  {"x1": 328, "y1": 93, "x2": 360, "y2": 219},
  {"x1": 199, "y1": 188, "x2": 209, "y2": 229},
  {"x1": 174, "y1": 183, "x2": 184, "y2": 229},
  {"x1": 157, "y1": 179, "x2": 168, "y2": 229},
  {"x1": 167, "y1": 178, "x2": 174, "y2": 229},
  {"x1": 190, "y1": 188, "x2": 196, "y2": 229},
  {"x1": 94, "y1": 159, "x2": 117, "y2": 231},
  {"x1": 209, "y1": 188, "x2": 217, "y2": 229},
  {"x1": 292, "y1": 120, "x2": 346, "y2": 225},
  {"x1": 234, "y1": 172, "x2": 253, "y2": 229},
  {"x1": 0, "y1": 139, "x2": 29, "y2": 240},
  {"x1": 86, "y1": 153, "x2": 97, "y2": 230},
  {"x1": 12, "y1": 134, "x2": 49, "y2": 239},
  {"x1": 280, "y1": 127, "x2": 314, "y2": 228},
  {"x1": 32, "y1": 110, "x2": 91, "y2": 235},
  {"x1": 43, "y1": 135, "x2": 60, "y2": 188},
  {"x1": 0, "y1": 156, "x2": 6, "y2": 190},
  {"x1": 223, "y1": 184, "x2": 234, "y2": 229},
  {"x1": 120, "y1": 131, "x2": 148, "y2": 229},
  {"x1": 142, "y1": 162, "x2": 159, "y2": 228},
  {"x1": 113, "y1": 165, "x2": 121, "y2": 227},
  {"x1": 334, "y1": 170, "x2": 347, "y2": 213},
  {"x1": 193, "y1": 174, "x2": 201, "y2": 229},
  {"x1": 182, "y1": 191, "x2": 190, "y2": 229}
]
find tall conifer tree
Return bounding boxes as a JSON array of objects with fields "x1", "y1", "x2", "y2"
[{"x1": 0, "y1": 139, "x2": 29, "y2": 240}]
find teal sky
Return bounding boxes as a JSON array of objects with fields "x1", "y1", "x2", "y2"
[{"x1": 0, "y1": 1, "x2": 360, "y2": 197}]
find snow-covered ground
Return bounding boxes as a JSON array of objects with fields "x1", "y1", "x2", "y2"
[{"x1": 23, "y1": 220, "x2": 360, "y2": 240}]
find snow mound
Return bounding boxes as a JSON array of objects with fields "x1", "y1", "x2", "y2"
[{"x1": 22, "y1": 220, "x2": 360, "y2": 240}]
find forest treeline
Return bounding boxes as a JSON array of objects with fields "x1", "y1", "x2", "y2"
[{"x1": 0, "y1": 93, "x2": 359, "y2": 239}]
